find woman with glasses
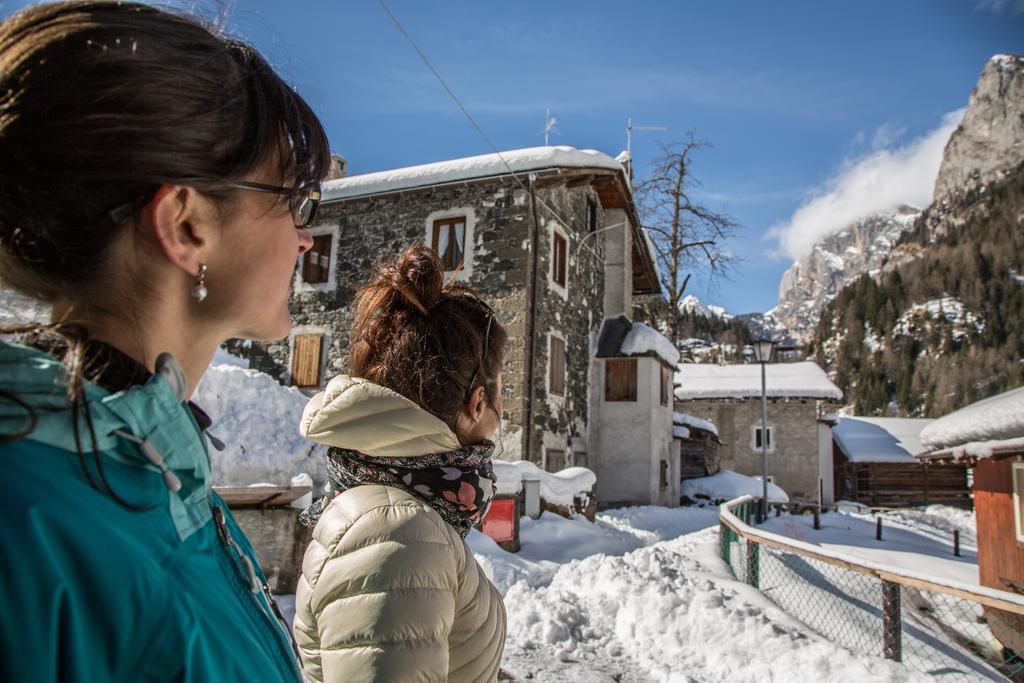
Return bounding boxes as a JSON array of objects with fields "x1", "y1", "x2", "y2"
[
  {"x1": 0, "y1": 2, "x2": 328, "y2": 680},
  {"x1": 294, "y1": 245, "x2": 508, "y2": 682}
]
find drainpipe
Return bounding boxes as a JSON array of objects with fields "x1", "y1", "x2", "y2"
[{"x1": 524, "y1": 173, "x2": 542, "y2": 465}]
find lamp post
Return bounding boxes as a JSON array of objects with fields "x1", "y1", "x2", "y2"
[{"x1": 752, "y1": 339, "x2": 775, "y2": 522}]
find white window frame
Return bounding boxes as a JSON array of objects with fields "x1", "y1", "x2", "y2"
[
  {"x1": 1013, "y1": 462, "x2": 1024, "y2": 544},
  {"x1": 750, "y1": 424, "x2": 776, "y2": 454},
  {"x1": 425, "y1": 208, "x2": 476, "y2": 282},
  {"x1": 294, "y1": 224, "x2": 340, "y2": 294},
  {"x1": 287, "y1": 325, "x2": 331, "y2": 388},
  {"x1": 548, "y1": 221, "x2": 569, "y2": 300}
]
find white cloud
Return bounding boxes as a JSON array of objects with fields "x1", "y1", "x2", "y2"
[{"x1": 766, "y1": 109, "x2": 965, "y2": 261}]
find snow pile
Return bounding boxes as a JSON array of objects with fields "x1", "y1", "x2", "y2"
[
  {"x1": 833, "y1": 417, "x2": 933, "y2": 463},
  {"x1": 195, "y1": 360, "x2": 326, "y2": 487},
  {"x1": 893, "y1": 297, "x2": 985, "y2": 340},
  {"x1": 492, "y1": 460, "x2": 523, "y2": 496},
  {"x1": 510, "y1": 460, "x2": 595, "y2": 507},
  {"x1": 682, "y1": 470, "x2": 789, "y2": 504},
  {"x1": 673, "y1": 411, "x2": 719, "y2": 437},
  {"x1": 919, "y1": 385, "x2": 1024, "y2": 459},
  {"x1": 472, "y1": 505, "x2": 922, "y2": 682},
  {"x1": 619, "y1": 321, "x2": 680, "y2": 366},
  {"x1": 323, "y1": 146, "x2": 624, "y2": 201},
  {"x1": 673, "y1": 425, "x2": 691, "y2": 439},
  {"x1": 675, "y1": 361, "x2": 843, "y2": 401}
]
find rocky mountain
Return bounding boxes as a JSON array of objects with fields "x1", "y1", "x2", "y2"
[
  {"x1": 769, "y1": 206, "x2": 921, "y2": 343},
  {"x1": 809, "y1": 54, "x2": 1024, "y2": 417}
]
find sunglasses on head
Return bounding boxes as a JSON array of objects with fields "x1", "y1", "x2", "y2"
[{"x1": 465, "y1": 296, "x2": 496, "y2": 403}]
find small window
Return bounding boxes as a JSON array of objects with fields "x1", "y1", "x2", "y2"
[
  {"x1": 549, "y1": 336, "x2": 566, "y2": 397},
  {"x1": 302, "y1": 234, "x2": 333, "y2": 284},
  {"x1": 660, "y1": 364, "x2": 671, "y2": 406},
  {"x1": 291, "y1": 333, "x2": 323, "y2": 388},
  {"x1": 545, "y1": 449, "x2": 565, "y2": 472},
  {"x1": 753, "y1": 426, "x2": 774, "y2": 451},
  {"x1": 586, "y1": 198, "x2": 597, "y2": 234},
  {"x1": 605, "y1": 358, "x2": 637, "y2": 402},
  {"x1": 432, "y1": 217, "x2": 466, "y2": 270},
  {"x1": 552, "y1": 231, "x2": 567, "y2": 287},
  {"x1": 1014, "y1": 462, "x2": 1024, "y2": 543}
]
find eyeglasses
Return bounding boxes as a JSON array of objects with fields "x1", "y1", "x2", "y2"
[
  {"x1": 104, "y1": 181, "x2": 322, "y2": 228},
  {"x1": 227, "y1": 181, "x2": 321, "y2": 227},
  {"x1": 465, "y1": 296, "x2": 496, "y2": 403}
]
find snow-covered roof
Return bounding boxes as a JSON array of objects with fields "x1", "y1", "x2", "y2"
[
  {"x1": 322, "y1": 146, "x2": 625, "y2": 201},
  {"x1": 673, "y1": 412, "x2": 719, "y2": 438},
  {"x1": 919, "y1": 385, "x2": 1024, "y2": 460},
  {"x1": 833, "y1": 417, "x2": 932, "y2": 464},
  {"x1": 674, "y1": 361, "x2": 843, "y2": 401},
  {"x1": 619, "y1": 321, "x2": 680, "y2": 366}
]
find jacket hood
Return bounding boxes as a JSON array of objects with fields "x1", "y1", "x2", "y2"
[{"x1": 299, "y1": 375, "x2": 461, "y2": 457}]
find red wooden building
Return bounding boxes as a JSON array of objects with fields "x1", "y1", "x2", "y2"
[{"x1": 917, "y1": 386, "x2": 1024, "y2": 657}]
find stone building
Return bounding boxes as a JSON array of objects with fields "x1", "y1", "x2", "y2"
[
  {"x1": 241, "y1": 146, "x2": 665, "y2": 476},
  {"x1": 673, "y1": 361, "x2": 843, "y2": 503}
]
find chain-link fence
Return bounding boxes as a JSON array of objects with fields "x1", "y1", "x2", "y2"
[{"x1": 720, "y1": 497, "x2": 1024, "y2": 682}]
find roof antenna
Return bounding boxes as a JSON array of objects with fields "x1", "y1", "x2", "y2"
[
  {"x1": 543, "y1": 107, "x2": 558, "y2": 146},
  {"x1": 626, "y1": 116, "x2": 669, "y2": 159}
]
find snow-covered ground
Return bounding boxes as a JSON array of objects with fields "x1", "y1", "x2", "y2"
[{"x1": 466, "y1": 506, "x2": 930, "y2": 682}]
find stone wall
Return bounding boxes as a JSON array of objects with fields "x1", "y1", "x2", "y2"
[
  {"x1": 674, "y1": 398, "x2": 825, "y2": 502},
  {"x1": 244, "y1": 175, "x2": 606, "y2": 469}
]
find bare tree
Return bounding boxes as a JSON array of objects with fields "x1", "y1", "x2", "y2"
[{"x1": 635, "y1": 134, "x2": 740, "y2": 346}]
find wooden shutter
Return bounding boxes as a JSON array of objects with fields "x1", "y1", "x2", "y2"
[
  {"x1": 303, "y1": 234, "x2": 332, "y2": 284},
  {"x1": 291, "y1": 333, "x2": 323, "y2": 387},
  {"x1": 605, "y1": 358, "x2": 637, "y2": 402},
  {"x1": 660, "y1": 364, "x2": 670, "y2": 406},
  {"x1": 553, "y1": 232, "x2": 567, "y2": 287},
  {"x1": 549, "y1": 336, "x2": 566, "y2": 397},
  {"x1": 546, "y1": 449, "x2": 565, "y2": 472}
]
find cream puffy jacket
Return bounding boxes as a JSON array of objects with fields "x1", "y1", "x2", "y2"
[{"x1": 294, "y1": 375, "x2": 506, "y2": 683}]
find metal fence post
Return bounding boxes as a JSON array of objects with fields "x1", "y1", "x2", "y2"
[
  {"x1": 882, "y1": 581, "x2": 902, "y2": 662},
  {"x1": 876, "y1": 516, "x2": 883, "y2": 541},
  {"x1": 746, "y1": 540, "x2": 760, "y2": 589},
  {"x1": 953, "y1": 530, "x2": 960, "y2": 557}
]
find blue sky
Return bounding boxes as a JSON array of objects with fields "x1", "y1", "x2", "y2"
[{"x1": 5, "y1": 0, "x2": 1024, "y2": 313}]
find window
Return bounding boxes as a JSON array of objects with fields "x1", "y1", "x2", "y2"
[
  {"x1": 302, "y1": 234, "x2": 333, "y2": 284},
  {"x1": 291, "y1": 333, "x2": 323, "y2": 387},
  {"x1": 549, "y1": 335, "x2": 566, "y2": 397},
  {"x1": 552, "y1": 231, "x2": 567, "y2": 288},
  {"x1": 660, "y1": 364, "x2": 671, "y2": 406},
  {"x1": 752, "y1": 426, "x2": 775, "y2": 452},
  {"x1": 586, "y1": 198, "x2": 597, "y2": 234},
  {"x1": 432, "y1": 217, "x2": 466, "y2": 271},
  {"x1": 605, "y1": 358, "x2": 637, "y2": 402},
  {"x1": 545, "y1": 449, "x2": 565, "y2": 473},
  {"x1": 1014, "y1": 462, "x2": 1024, "y2": 543}
]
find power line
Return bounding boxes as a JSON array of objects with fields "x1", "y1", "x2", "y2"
[{"x1": 375, "y1": 0, "x2": 607, "y2": 256}]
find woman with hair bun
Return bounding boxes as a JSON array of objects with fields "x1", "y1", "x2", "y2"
[
  {"x1": 295, "y1": 245, "x2": 508, "y2": 683},
  {"x1": 0, "y1": 2, "x2": 328, "y2": 680}
]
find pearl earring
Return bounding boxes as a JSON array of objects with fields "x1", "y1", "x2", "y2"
[{"x1": 192, "y1": 264, "x2": 208, "y2": 302}]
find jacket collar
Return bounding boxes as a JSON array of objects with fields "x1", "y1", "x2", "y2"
[
  {"x1": 0, "y1": 340, "x2": 213, "y2": 541},
  {"x1": 299, "y1": 374, "x2": 462, "y2": 457}
]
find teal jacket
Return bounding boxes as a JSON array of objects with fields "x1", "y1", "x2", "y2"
[{"x1": 0, "y1": 341, "x2": 303, "y2": 682}]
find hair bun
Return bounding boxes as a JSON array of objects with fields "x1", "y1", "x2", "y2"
[{"x1": 387, "y1": 245, "x2": 445, "y2": 314}]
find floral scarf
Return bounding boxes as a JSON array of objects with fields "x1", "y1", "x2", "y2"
[{"x1": 300, "y1": 441, "x2": 496, "y2": 538}]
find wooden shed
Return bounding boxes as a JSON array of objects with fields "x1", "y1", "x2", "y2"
[
  {"x1": 832, "y1": 417, "x2": 970, "y2": 508},
  {"x1": 674, "y1": 412, "x2": 721, "y2": 480},
  {"x1": 917, "y1": 386, "x2": 1024, "y2": 657}
]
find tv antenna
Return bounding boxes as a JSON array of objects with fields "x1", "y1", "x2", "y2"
[
  {"x1": 626, "y1": 117, "x2": 670, "y2": 158},
  {"x1": 543, "y1": 107, "x2": 558, "y2": 146}
]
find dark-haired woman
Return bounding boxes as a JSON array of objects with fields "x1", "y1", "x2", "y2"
[
  {"x1": 294, "y1": 245, "x2": 507, "y2": 682},
  {"x1": 0, "y1": 2, "x2": 329, "y2": 681}
]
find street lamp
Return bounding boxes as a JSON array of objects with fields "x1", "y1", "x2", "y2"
[{"x1": 752, "y1": 339, "x2": 775, "y2": 522}]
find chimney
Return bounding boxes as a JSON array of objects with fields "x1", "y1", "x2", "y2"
[{"x1": 326, "y1": 153, "x2": 347, "y2": 180}]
